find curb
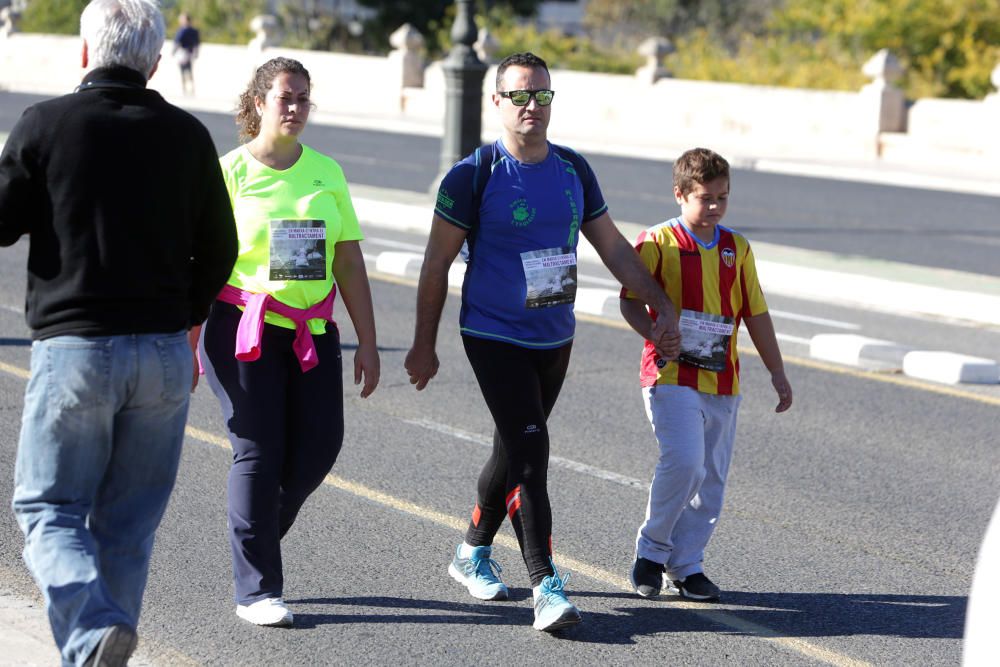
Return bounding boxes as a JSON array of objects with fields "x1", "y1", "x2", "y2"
[{"x1": 811, "y1": 334, "x2": 1000, "y2": 384}]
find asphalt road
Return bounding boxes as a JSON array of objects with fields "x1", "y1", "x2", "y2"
[
  {"x1": 0, "y1": 233, "x2": 997, "y2": 664},
  {"x1": 2, "y1": 90, "x2": 1000, "y2": 277},
  {"x1": 2, "y1": 87, "x2": 998, "y2": 665}
]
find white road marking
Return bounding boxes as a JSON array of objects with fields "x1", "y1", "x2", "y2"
[
  {"x1": 365, "y1": 236, "x2": 427, "y2": 252},
  {"x1": 403, "y1": 417, "x2": 648, "y2": 490},
  {"x1": 769, "y1": 309, "x2": 860, "y2": 330},
  {"x1": 775, "y1": 332, "x2": 812, "y2": 345}
]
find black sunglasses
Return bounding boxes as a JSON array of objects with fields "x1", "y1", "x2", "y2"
[{"x1": 498, "y1": 89, "x2": 555, "y2": 106}]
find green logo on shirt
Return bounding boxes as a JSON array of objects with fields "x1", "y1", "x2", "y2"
[
  {"x1": 437, "y1": 189, "x2": 455, "y2": 210},
  {"x1": 510, "y1": 198, "x2": 536, "y2": 227}
]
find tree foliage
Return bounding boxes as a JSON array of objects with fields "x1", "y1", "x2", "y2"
[
  {"x1": 19, "y1": 0, "x2": 88, "y2": 35},
  {"x1": 358, "y1": 0, "x2": 541, "y2": 55},
  {"x1": 771, "y1": 0, "x2": 1000, "y2": 98},
  {"x1": 163, "y1": 0, "x2": 266, "y2": 45},
  {"x1": 584, "y1": 0, "x2": 778, "y2": 44},
  {"x1": 590, "y1": 0, "x2": 1000, "y2": 99},
  {"x1": 484, "y1": 9, "x2": 641, "y2": 75},
  {"x1": 666, "y1": 29, "x2": 867, "y2": 92}
]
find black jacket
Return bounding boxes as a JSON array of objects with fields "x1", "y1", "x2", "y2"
[{"x1": 0, "y1": 66, "x2": 237, "y2": 339}]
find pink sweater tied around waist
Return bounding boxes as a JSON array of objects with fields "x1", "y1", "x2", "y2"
[{"x1": 217, "y1": 284, "x2": 337, "y2": 372}]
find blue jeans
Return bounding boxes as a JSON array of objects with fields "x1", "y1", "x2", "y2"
[{"x1": 11, "y1": 332, "x2": 191, "y2": 666}]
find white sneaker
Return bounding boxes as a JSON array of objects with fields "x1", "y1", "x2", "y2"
[{"x1": 236, "y1": 597, "x2": 293, "y2": 627}]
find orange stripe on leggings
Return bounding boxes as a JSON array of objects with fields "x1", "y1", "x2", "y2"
[
  {"x1": 505, "y1": 485, "x2": 522, "y2": 520},
  {"x1": 471, "y1": 504, "x2": 481, "y2": 527}
]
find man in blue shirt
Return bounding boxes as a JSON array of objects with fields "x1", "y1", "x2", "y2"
[{"x1": 405, "y1": 52, "x2": 680, "y2": 632}]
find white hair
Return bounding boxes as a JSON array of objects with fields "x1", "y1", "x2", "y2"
[{"x1": 80, "y1": 0, "x2": 165, "y2": 78}]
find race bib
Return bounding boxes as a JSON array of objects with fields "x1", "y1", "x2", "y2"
[
  {"x1": 269, "y1": 219, "x2": 327, "y2": 281},
  {"x1": 521, "y1": 247, "x2": 577, "y2": 308},
  {"x1": 677, "y1": 309, "x2": 735, "y2": 372}
]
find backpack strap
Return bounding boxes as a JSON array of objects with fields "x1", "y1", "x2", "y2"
[
  {"x1": 551, "y1": 143, "x2": 595, "y2": 195},
  {"x1": 463, "y1": 142, "x2": 498, "y2": 263}
]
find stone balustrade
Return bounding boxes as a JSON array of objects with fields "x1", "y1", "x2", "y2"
[{"x1": 1, "y1": 20, "x2": 997, "y2": 170}]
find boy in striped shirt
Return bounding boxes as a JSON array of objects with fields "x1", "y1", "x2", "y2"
[{"x1": 621, "y1": 147, "x2": 793, "y2": 601}]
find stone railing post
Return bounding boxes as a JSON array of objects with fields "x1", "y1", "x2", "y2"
[
  {"x1": 474, "y1": 27, "x2": 498, "y2": 64},
  {"x1": 388, "y1": 23, "x2": 425, "y2": 89},
  {"x1": 635, "y1": 37, "x2": 673, "y2": 84},
  {"x1": 985, "y1": 62, "x2": 1000, "y2": 164},
  {"x1": 860, "y1": 49, "x2": 906, "y2": 135},
  {"x1": 249, "y1": 15, "x2": 280, "y2": 52},
  {"x1": 984, "y1": 62, "x2": 1000, "y2": 106},
  {"x1": 0, "y1": 7, "x2": 20, "y2": 39}
]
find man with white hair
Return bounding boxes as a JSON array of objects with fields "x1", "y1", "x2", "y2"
[{"x1": 0, "y1": 1, "x2": 237, "y2": 664}]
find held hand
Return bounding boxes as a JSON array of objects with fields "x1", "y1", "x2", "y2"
[
  {"x1": 187, "y1": 326, "x2": 202, "y2": 393},
  {"x1": 404, "y1": 344, "x2": 439, "y2": 391},
  {"x1": 354, "y1": 342, "x2": 381, "y2": 398},
  {"x1": 650, "y1": 312, "x2": 681, "y2": 360},
  {"x1": 771, "y1": 370, "x2": 793, "y2": 413}
]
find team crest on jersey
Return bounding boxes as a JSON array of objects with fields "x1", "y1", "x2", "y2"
[
  {"x1": 721, "y1": 247, "x2": 736, "y2": 268},
  {"x1": 510, "y1": 198, "x2": 536, "y2": 227}
]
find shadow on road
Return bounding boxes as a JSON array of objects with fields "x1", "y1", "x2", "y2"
[
  {"x1": 574, "y1": 589, "x2": 966, "y2": 642},
  {"x1": 287, "y1": 590, "x2": 966, "y2": 644}
]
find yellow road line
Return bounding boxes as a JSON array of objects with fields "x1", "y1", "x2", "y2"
[
  {"x1": 557, "y1": 296, "x2": 1000, "y2": 408},
  {"x1": 184, "y1": 423, "x2": 870, "y2": 667},
  {"x1": 0, "y1": 360, "x2": 29, "y2": 380}
]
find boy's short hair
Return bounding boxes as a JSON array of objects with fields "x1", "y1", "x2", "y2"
[{"x1": 673, "y1": 148, "x2": 730, "y2": 196}]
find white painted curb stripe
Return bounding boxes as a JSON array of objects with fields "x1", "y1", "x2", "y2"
[
  {"x1": 809, "y1": 333, "x2": 999, "y2": 384},
  {"x1": 574, "y1": 287, "x2": 619, "y2": 316},
  {"x1": 903, "y1": 351, "x2": 1000, "y2": 385},
  {"x1": 374, "y1": 251, "x2": 422, "y2": 276},
  {"x1": 757, "y1": 260, "x2": 1000, "y2": 328},
  {"x1": 809, "y1": 334, "x2": 912, "y2": 369}
]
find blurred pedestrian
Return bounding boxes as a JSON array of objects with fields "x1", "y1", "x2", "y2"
[
  {"x1": 0, "y1": 0, "x2": 237, "y2": 664},
  {"x1": 172, "y1": 12, "x2": 199, "y2": 95}
]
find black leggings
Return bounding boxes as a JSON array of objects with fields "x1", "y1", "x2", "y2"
[{"x1": 462, "y1": 335, "x2": 573, "y2": 586}]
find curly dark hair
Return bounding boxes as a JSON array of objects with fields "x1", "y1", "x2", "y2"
[
  {"x1": 235, "y1": 57, "x2": 312, "y2": 142},
  {"x1": 673, "y1": 148, "x2": 730, "y2": 196},
  {"x1": 495, "y1": 52, "x2": 549, "y2": 91}
]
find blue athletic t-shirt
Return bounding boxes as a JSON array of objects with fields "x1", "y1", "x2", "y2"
[{"x1": 434, "y1": 139, "x2": 608, "y2": 348}]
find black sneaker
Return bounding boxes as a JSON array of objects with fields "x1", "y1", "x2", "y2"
[
  {"x1": 630, "y1": 557, "x2": 665, "y2": 598},
  {"x1": 669, "y1": 572, "x2": 721, "y2": 602}
]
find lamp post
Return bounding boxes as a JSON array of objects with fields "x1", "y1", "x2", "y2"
[{"x1": 438, "y1": 0, "x2": 488, "y2": 176}]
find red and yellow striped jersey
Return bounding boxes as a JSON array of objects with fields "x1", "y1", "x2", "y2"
[{"x1": 622, "y1": 218, "x2": 768, "y2": 395}]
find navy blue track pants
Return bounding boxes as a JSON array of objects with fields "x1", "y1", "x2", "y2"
[{"x1": 202, "y1": 302, "x2": 344, "y2": 604}]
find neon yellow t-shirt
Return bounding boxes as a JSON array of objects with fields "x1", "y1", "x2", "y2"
[{"x1": 219, "y1": 144, "x2": 364, "y2": 334}]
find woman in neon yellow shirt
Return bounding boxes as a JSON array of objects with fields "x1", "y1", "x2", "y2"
[{"x1": 201, "y1": 57, "x2": 379, "y2": 627}]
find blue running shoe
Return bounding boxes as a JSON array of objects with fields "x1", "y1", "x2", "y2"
[
  {"x1": 532, "y1": 565, "x2": 582, "y2": 632},
  {"x1": 448, "y1": 545, "x2": 509, "y2": 601}
]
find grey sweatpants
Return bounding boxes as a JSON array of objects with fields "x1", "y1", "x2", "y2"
[{"x1": 634, "y1": 384, "x2": 741, "y2": 580}]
